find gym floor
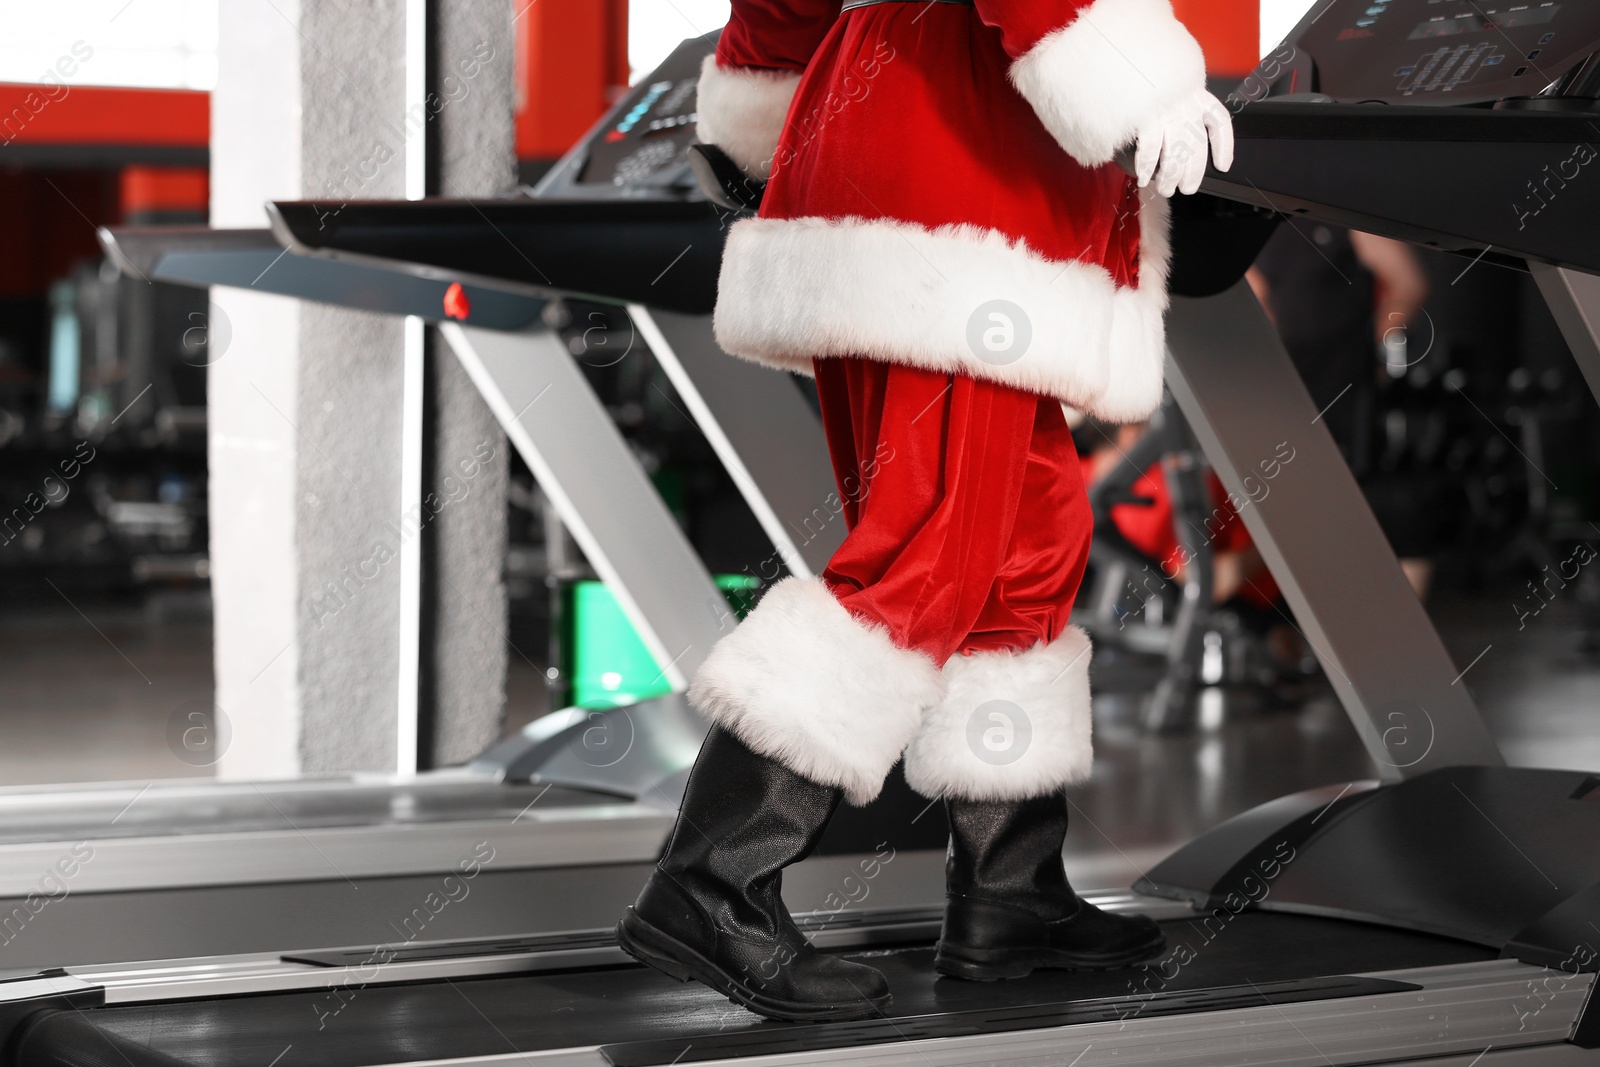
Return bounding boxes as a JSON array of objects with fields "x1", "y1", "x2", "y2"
[{"x1": 3, "y1": 583, "x2": 1594, "y2": 889}]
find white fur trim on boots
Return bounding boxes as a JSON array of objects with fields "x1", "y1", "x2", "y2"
[
  {"x1": 1009, "y1": 0, "x2": 1207, "y2": 168},
  {"x1": 713, "y1": 188, "x2": 1171, "y2": 422},
  {"x1": 903, "y1": 628, "x2": 1095, "y2": 802},
  {"x1": 695, "y1": 55, "x2": 801, "y2": 180},
  {"x1": 687, "y1": 577, "x2": 946, "y2": 806}
]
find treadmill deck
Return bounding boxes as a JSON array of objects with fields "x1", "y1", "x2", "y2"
[{"x1": 18, "y1": 911, "x2": 1554, "y2": 1067}]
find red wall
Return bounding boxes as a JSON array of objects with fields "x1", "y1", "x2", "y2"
[
  {"x1": 121, "y1": 166, "x2": 209, "y2": 215},
  {"x1": 0, "y1": 83, "x2": 207, "y2": 147},
  {"x1": 1173, "y1": 0, "x2": 1262, "y2": 78},
  {"x1": 516, "y1": 0, "x2": 631, "y2": 161}
]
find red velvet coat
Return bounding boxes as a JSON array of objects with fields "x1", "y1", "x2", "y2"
[{"x1": 696, "y1": 0, "x2": 1209, "y2": 422}]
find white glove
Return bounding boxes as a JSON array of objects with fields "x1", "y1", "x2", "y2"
[{"x1": 1134, "y1": 89, "x2": 1235, "y2": 198}]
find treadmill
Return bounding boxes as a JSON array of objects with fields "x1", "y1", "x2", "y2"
[
  {"x1": 0, "y1": 95, "x2": 912, "y2": 982},
  {"x1": 2, "y1": 41, "x2": 936, "y2": 973},
  {"x1": 12, "y1": 1, "x2": 1597, "y2": 1062}
]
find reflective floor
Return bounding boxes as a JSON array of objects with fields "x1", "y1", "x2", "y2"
[
  {"x1": 0, "y1": 597, "x2": 215, "y2": 787},
  {"x1": 1071, "y1": 584, "x2": 1600, "y2": 885},
  {"x1": 0, "y1": 597, "x2": 552, "y2": 788}
]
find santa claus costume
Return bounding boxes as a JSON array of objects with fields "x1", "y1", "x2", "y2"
[{"x1": 616, "y1": 0, "x2": 1233, "y2": 1021}]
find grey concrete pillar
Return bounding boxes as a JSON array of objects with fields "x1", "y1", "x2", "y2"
[
  {"x1": 211, "y1": 0, "x2": 513, "y2": 777},
  {"x1": 426, "y1": 1, "x2": 515, "y2": 765},
  {"x1": 294, "y1": 1, "x2": 409, "y2": 774}
]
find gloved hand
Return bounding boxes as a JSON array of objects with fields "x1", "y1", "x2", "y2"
[{"x1": 1134, "y1": 89, "x2": 1235, "y2": 198}]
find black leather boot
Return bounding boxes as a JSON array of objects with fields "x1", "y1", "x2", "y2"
[
  {"x1": 617, "y1": 727, "x2": 893, "y2": 1021},
  {"x1": 936, "y1": 794, "x2": 1165, "y2": 980}
]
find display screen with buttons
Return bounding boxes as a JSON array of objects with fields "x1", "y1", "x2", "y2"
[
  {"x1": 1248, "y1": 0, "x2": 1600, "y2": 105},
  {"x1": 574, "y1": 38, "x2": 709, "y2": 191}
]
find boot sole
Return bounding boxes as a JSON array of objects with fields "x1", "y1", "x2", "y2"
[
  {"x1": 934, "y1": 934, "x2": 1168, "y2": 982},
  {"x1": 616, "y1": 909, "x2": 893, "y2": 1022}
]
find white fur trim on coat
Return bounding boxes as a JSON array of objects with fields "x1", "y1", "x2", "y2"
[
  {"x1": 713, "y1": 190, "x2": 1171, "y2": 423},
  {"x1": 1009, "y1": 0, "x2": 1207, "y2": 168},
  {"x1": 903, "y1": 628, "x2": 1095, "y2": 802},
  {"x1": 687, "y1": 577, "x2": 945, "y2": 805},
  {"x1": 695, "y1": 55, "x2": 801, "y2": 180}
]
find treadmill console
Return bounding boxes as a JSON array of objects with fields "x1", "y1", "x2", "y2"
[
  {"x1": 534, "y1": 34, "x2": 716, "y2": 201},
  {"x1": 1247, "y1": 0, "x2": 1600, "y2": 106}
]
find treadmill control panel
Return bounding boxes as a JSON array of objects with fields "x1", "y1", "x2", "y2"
[
  {"x1": 535, "y1": 34, "x2": 715, "y2": 200},
  {"x1": 1251, "y1": 0, "x2": 1600, "y2": 105}
]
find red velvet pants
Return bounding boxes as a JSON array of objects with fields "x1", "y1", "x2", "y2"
[{"x1": 815, "y1": 357, "x2": 1092, "y2": 667}]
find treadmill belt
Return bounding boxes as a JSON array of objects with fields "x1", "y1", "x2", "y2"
[
  {"x1": 27, "y1": 914, "x2": 1494, "y2": 1067},
  {"x1": 603, "y1": 974, "x2": 1413, "y2": 1066}
]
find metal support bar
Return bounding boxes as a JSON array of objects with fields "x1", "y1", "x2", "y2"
[
  {"x1": 441, "y1": 323, "x2": 728, "y2": 689},
  {"x1": 1530, "y1": 263, "x2": 1600, "y2": 407},
  {"x1": 1164, "y1": 282, "x2": 1504, "y2": 777},
  {"x1": 629, "y1": 307, "x2": 845, "y2": 578},
  {"x1": 397, "y1": 317, "x2": 426, "y2": 774}
]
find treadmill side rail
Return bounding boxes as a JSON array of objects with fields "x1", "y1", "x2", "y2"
[
  {"x1": 1135, "y1": 779, "x2": 1379, "y2": 907},
  {"x1": 1145, "y1": 767, "x2": 1600, "y2": 971},
  {"x1": 269, "y1": 199, "x2": 727, "y2": 316},
  {"x1": 1203, "y1": 105, "x2": 1600, "y2": 275},
  {"x1": 97, "y1": 226, "x2": 547, "y2": 332}
]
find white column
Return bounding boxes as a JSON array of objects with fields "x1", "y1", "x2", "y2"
[
  {"x1": 1259, "y1": 0, "x2": 1318, "y2": 56},
  {"x1": 209, "y1": 0, "x2": 304, "y2": 779}
]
